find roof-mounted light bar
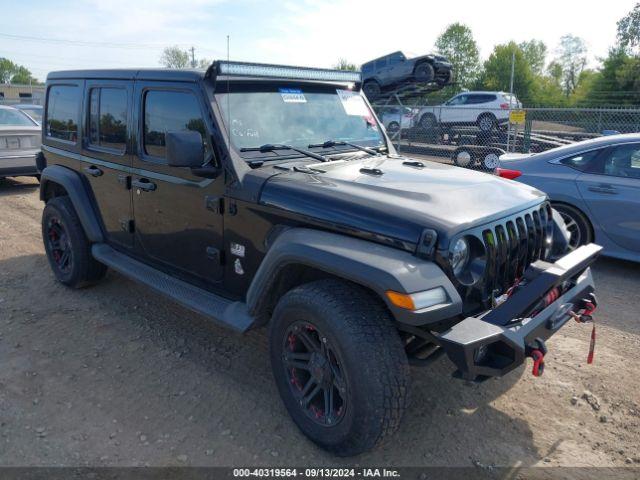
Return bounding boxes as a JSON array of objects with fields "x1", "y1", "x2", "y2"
[{"x1": 215, "y1": 61, "x2": 361, "y2": 83}]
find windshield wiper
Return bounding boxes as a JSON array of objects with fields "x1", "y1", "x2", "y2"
[
  {"x1": 308, "y1": 140, "x2": 379, "y2": 156},
  {"x1": 240, "y1": 144, "x2": 327, "y2": 162}
]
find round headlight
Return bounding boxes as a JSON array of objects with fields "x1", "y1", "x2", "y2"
[{"x1": 449, "y1": 238, "x2": 470, "y2": 276}]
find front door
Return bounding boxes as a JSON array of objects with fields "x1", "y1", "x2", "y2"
[
  {"x1": 131, "y1": 81, "x2": 225, "y2": 285},
  {"x1": 576, "y1": 142, "x2": 640, "y2": 254}
]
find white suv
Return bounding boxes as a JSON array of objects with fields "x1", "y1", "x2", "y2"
[{"x1": 417, "y1": 91, "x2": 522, "y2": 133}]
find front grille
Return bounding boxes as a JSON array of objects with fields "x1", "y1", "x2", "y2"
[{"x1": 480, "y1": 202, "x2": 553, "y2": 299}]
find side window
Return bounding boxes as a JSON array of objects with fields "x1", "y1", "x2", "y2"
[
  {"x1": 46, "y1": 85, "x2": 80, "y2": 143},
  {"x1": 600, "y1": 144, "x2": 640, "y2": 179},
  {"x1": 143, "y1": 90, "x2": 206, "y2": 161},
  {"x1": 447, "y1": 95, "x2": 467, "y2": 106},
  {"x1": 88, "y1": 88, "x2": 127, "y2": 152},
  {"x1": 388, "y1": 53, "x2": 403, "y2": 66},
  {"x1": 559, "y1": 149, "x2": 601, "y2": 171},
  {"x1": 375, "y1": 58, "x2": 387, "y2": 70}
]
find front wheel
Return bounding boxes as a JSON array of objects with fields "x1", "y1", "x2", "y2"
[
  {"x1": 414, "y1": 62, "x2": 435, "y2": 83},
  {"x1": 269, "y1": 280, "x2": 410, "y2": 456},
  {"x1": 553, "y1": 204, "x2": 593, "y2": 251},
  {"x1": 362, "y1": 81, "x2": 381, "y2": 101}
]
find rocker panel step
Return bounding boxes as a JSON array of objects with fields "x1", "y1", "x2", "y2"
[{"x1": 91, "y1": 243, "x2": 254, "y2": 332}]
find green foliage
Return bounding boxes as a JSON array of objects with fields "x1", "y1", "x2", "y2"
[
  {"x1": 519, "y1": 40, "x2": 547, "y2": 75},
  {"x1": 476, "y1": 42, "x2": 535, "y2": 102},
  {"x1": 434, "y1": 23, "x2": 480, "y2": 90},
  {"x1": 576, "y1": 48, "x2": 640, "y2": 106},
  {"x1": 617, "y1": 2, "x2": 640, "y2": 52},
  {"x1": 334, "y1": 59, "x2": 357, "y2": 71},
  {"x1": 0, "y1": 57, "x2": 39, "y2": 84},
  {"x1": 159, "y1": 46, "x2": 190, "y2": 69}
]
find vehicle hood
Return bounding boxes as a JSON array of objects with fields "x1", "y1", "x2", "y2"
[{"x1": 259, "y1": 155, "x2": 546, "y2": 248}]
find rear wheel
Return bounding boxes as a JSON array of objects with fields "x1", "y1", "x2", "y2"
[
  {"x1": 419, "y1": 113, "x2": 438, "y2": 131},
  {"x1": 269, "y1": 280, "x2": 410, "y2": 456},
  {"x1": 42, "y1": 196, "x2": 107, "y2": 288},
  {"x1": 552, "y1": 204, "x2": 593, "y2": 251},
  {"x1": 477, "y1": 113, "x2": 496, "y2": 133},
  {"x1": 387, "y1": 121, "x2": 400, "y2": 135},
  {"x1": 362, "y1": 81, "x2": 381, "y2": 101}
]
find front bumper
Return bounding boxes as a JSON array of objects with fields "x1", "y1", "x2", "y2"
[{"x1": 438, "y1": 243, "x2": 602, "y2": 381}]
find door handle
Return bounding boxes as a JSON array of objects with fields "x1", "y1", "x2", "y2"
[
  {"x1": 83, "y1": 165, "x2": 103, "y2": 177},
  {"x1": 588, "y1": 185, "x2": 617, "y2": 195},
  {"x1": 132, "y1": 178, "x2": 157, "y2": 192}
]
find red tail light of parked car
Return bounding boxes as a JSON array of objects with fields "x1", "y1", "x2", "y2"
[{"x1": 496, "y1": 168, "x2": 522, "y2": 180}]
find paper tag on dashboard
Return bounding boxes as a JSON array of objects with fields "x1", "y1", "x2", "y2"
[
  {"x1": 337, "y1": 89, "x2": 369, "y2": 116},
  {"x1": 279, "y1": 88, "x2": 306, "y2": 103}
]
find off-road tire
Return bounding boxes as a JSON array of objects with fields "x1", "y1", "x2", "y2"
[
  {"x1": 42, "y1": 196, "x2": 107, "y2": 288},
  {"x1": 387, "y1": 121, "x2": 400, "y2": 135},
  {"x1": 552, "y1": 203, "x2": 593, "y2": 250},
  {"x1": 269, "y1": 279, "x2": 410, "y2": 456},
  {"x1": 362, "y1": 81, "x2": 381, "y2": 101},
  {"x1": 414, "y1": 62, "x2": 435, "y2": 83}
]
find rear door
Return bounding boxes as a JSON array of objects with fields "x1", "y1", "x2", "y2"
[
  {"x1": 81, "y1": 80, "x2": 134, "y2": 249},
  {"x1": 440, "y1": 94, "x2": 468, "y2": 123},
  {"x1": 576, "y1": 142, "x2": 640, "y2": 253},
  {"x1": 131, "y1": 81, "x2": 225, "y2": 285}
]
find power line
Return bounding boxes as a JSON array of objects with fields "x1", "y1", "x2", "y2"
[{"x1": 0, "y1": 32, "x2": 178, "y2": 49}]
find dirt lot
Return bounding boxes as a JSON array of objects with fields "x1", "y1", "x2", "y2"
[{"x1": 0, "y1": 176, "x2": 639, "y2": 468}]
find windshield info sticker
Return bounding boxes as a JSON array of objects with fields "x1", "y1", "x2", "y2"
[
  {"x1": 336, "y1": 89, "x2": 369, "y2": 116},
  {"x1": 279, "y1": 88, "x2": 306, "y2": 103}
]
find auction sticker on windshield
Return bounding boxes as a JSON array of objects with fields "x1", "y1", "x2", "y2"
[
  {"x1": 337, "y1": 89, "x2": 369, "y2": 116},
  {"x1": 279, "y1": 88, "x2": 306, "y2": 103}
]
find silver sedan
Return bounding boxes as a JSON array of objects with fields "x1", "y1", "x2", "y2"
[
  {"x1": 0, "y1": 105, "x2": 41, "y2": 179},
  {"x1": 497, "y1": 133, "x2": 640, "y2": 262}
]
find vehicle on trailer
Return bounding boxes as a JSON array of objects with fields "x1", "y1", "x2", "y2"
[
  {"x1": 380, "y1": 106, "x2": 416, "y2": 135},
  {"x1": 13, "y1": 104, "x2": 44, "y2": 125},
  {"x1": 417, "y1": 91, "x2": 522, "y2": 133},
  {"x1": 38, "y1": 62, "x2": 601, "y2": 456},
  {"x1": 361, "y1": 51, "x2": 453, "y2": 100},
  {"x1": 498, "y1": 133, "x2": 640, "y2": 262},
  {"x1": 0, "y1": 105, "x2": 41, "y2": 180}
]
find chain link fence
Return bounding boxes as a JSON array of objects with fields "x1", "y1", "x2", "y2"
[{"x1": 374, "y1": 102, "x2": 640, "y2": 172}]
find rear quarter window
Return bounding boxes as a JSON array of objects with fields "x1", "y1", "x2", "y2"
[
  {"x1": 46, "y1": 85, "x2": 81, "y2": 143},
  {"x1": 559, "y1": 149, "x2": 601, "y2": 171}
]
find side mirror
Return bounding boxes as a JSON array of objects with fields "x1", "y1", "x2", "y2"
[{"x1": 166, "y1": 130, "x2": 204, "y2": 168}]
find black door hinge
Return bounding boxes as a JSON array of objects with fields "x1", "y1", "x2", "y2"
[
  {"x1": 206, "y1": 246, "x2": 222, "y2": 263},
  {"x1": 205, "y1": 195, "x2": 224, "y2": 214},
  {"x1": 120, "y1": 219, "x2": 135, "y2": 233},
  {"x1": 117, "y1": 174, "x2": 131, "y2": 190}
]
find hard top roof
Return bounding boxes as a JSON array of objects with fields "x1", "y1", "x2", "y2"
[{"x1": 47, "y1": 68, "x2": 207, "y2": 82}]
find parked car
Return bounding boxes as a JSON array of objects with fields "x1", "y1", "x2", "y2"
[
  {"x1": 361, "y1": 51, "x2": 453, "y2": 100},
  {"x1": 417, "y1": 91, "x2": 522, "y2": 133},
  {"x1": 38, "y1": 62, "x2": 600, "y2": 456},
  {"x1": 13, "y1": 104, "x2": 43, "y2": 125},
  {"x1": 0, "y1": 105, "x2": 41, "y2": 179},
  {"x1": 497, "y1": 133, "x2": 640, "y2": 262},
  {"x1": 381, "y1": 106, "x2": 415, "y2": 135}
]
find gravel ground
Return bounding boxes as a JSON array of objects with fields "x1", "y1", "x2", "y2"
[{"x1": 0, "y1": 176, "x2": 639, "y2": 468}]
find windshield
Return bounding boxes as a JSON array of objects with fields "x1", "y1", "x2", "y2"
[
  {"x1": 216, "y1": 85, "x2": 384, "y2": 157},
  {"x1": 0, "y1": 108, "x2": 37, "y2": 127}
]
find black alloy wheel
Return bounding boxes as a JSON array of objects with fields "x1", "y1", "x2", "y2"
[{"x1": 282, "y1": 321, "x2": 347, "y2": 427}]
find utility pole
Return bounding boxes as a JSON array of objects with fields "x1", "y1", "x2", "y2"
[{"x1": 189, "y1": 46, "x2": 196, "y2": 68}]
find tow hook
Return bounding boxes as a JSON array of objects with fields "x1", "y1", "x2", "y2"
[
  {"x1": 526, "y1": 337, "x2": 548, "y2": 377},
  {"x1": 569, "y1": 293, "x2": 598, "y2": 364}
]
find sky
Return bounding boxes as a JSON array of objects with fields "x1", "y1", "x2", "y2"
[{"x1": 1, "y1": 0, "x2": 636, "y2": 82}]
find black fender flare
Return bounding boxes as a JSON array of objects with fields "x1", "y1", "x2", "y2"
[
  {"x1": 39, "y1": 165, "x2": 104, "y2": 243},
  {"x1": 246, "y1": 228, "x2": 462, "y2": 326}
]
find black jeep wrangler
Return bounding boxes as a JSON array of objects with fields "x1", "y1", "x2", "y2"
[{"x1": 38, "y1": 62, "x2": 601, "y2": 456}]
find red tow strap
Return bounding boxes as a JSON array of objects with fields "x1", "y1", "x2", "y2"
[{"x1": 587, "y1": 324, "x2": 596, "y2": 364}]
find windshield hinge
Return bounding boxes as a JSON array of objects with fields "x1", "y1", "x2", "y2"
[{"x1": 416, "y1": 228, "x2": 438, "y2": 259}]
